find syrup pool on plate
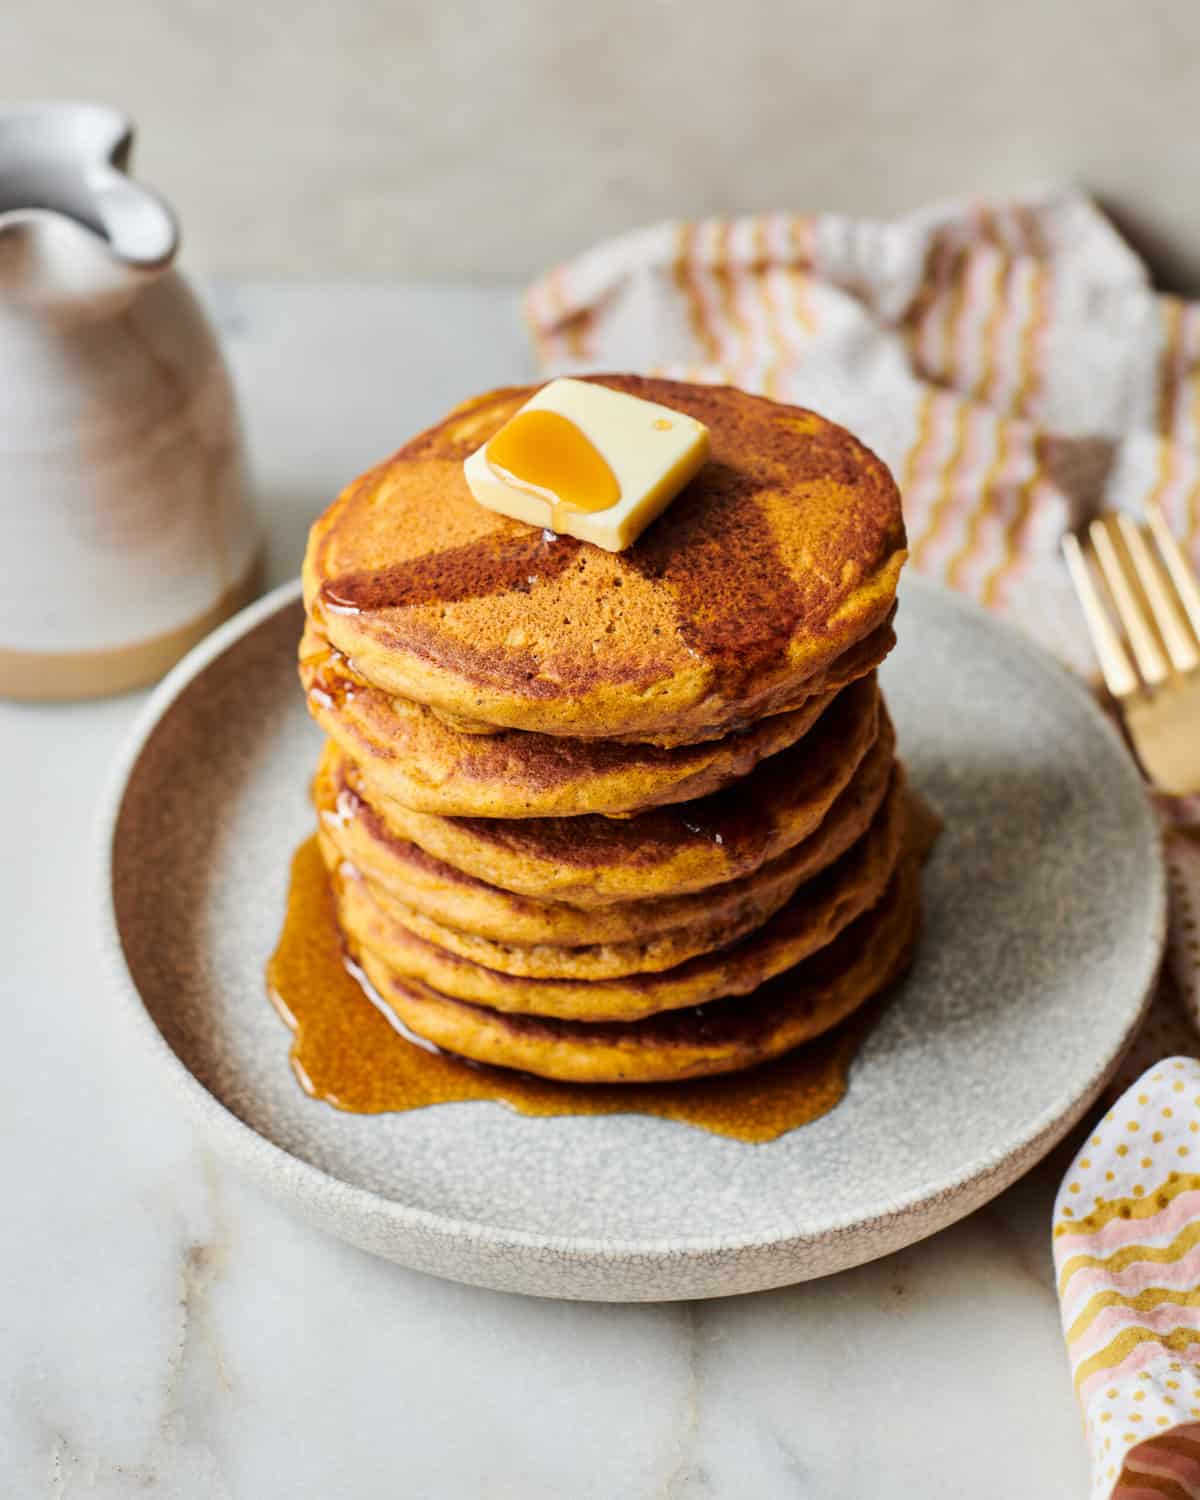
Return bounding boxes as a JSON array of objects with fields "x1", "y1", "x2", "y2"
[{"x1": 266, "y1": 836, "x2": 892, "y2": 1143}]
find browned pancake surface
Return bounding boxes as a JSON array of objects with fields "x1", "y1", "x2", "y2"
[
  {"x1": 301, "y1": 621, "x2": 857, "y2": 818},
  {"x1": 360, "y1": 856, "x2": 921, "y2": 1082},
  {"x1": 313, "y1": 705, "x2": 892, "y2": 945},
  {"x1": 339, "y1": 772, "x2": 906, "y2": 1015},
  {"x1": 346, "y1": 677, "x2": 890, "y2": 904},
  {"x1": 303, "y1": 377, "x2": 906, "y2": 741}
]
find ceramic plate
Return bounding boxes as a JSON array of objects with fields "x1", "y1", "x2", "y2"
[{"x1": 96, "y1": 575, "x2": 1165, "y2": 1301}]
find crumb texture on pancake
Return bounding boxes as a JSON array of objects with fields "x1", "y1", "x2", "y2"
[{"x1": 303, "y1": 377, "x2": 906, "y2": 741}]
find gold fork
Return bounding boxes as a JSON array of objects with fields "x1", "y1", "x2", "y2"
[{"x1": 1062, "y1": 504, "x2": 1200, "y2": 796}]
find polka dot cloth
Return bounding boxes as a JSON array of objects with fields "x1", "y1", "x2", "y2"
[{"x1": 1055, "y1": 1059, "x2": 1200, "y2": 1499}]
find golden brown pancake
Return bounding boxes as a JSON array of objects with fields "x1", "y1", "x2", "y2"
[
  {"x1": 313, "y1": 706, "x2": 892, "y2": 946},
  {"x1": 357, "y1": 855, "x2": 921, "y2": 1083},
  {"x1": 425, "y1": 610, "x2": 892, "y2": 750},
  {"x1": 336, "y1": 772, "x2": 905, "y2": 1017},
  {"x1": 301, "y1": 620, "x2": 876, "y2": 818},
  {"x1": 302, "y1": 376, "x2": 906, "y2": 743},
  {"x1": 344, "y1": 676, "x2": 889, "y2": 905}
]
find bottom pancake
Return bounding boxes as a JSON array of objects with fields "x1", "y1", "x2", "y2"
[{"x1": 358, "y1": 853, "x2": 921, "y2": 1084}]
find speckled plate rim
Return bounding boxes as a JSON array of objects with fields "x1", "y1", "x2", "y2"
[{"x1": 94, "y1": 575, "x2": 1167, "y2": 1284}]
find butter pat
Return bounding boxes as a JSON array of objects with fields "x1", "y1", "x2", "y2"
[{"x1": 463, "y1": 378, "x2": 710, "y2": 551}]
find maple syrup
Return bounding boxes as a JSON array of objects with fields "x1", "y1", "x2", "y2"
[
  {"x1": 265, "y1": 836, "x2": 887, "y2": 1143},
  {"x1": 486, "y1": 408, "x2": 621, "y2": 534}
]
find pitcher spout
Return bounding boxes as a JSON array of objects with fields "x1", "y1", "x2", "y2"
[{"x1": 0, "y1": 101, "x2": 178, "y2": 316}]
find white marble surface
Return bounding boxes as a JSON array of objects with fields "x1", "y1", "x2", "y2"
[{"x1": 1, "y1": 282, "x2": 1091, "y2": 1498}]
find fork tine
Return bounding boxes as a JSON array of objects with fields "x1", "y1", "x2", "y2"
[
  {"x1": 1116, "y1": 512, "x2": 1200, "y2": 673},
  {"x1": 1062, "y1": 532, "x2": 1139, "y2": 698},
  {"x1": 1147, "y1": 502, "x2": 1200, "y2": 646},
  {"x1": 1089, "y1": 518, "x2": 1170, "y2": 687}
]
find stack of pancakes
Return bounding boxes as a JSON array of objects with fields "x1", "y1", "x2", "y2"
[{"x1": 299, "y1": 376, "x2": 917, "y2": 1085}]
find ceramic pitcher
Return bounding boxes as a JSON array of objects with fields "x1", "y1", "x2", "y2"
[{"x1": 0, "y1": 101, "x2": 259, "y2": 699}]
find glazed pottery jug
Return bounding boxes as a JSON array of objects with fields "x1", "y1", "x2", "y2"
[{"x1": 0, "y1": 101, "x2": 259, "y2": 699}]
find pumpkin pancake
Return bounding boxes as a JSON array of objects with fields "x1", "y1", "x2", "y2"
[
  {"x1": 300, "y1": 620, "x2": 876, "y2": 818},
  {"x1": 355, "y1": 853, "x2": 921, "y2": 1083},
  {"x1": 302, "y1": 376, "x2": 906, "y2": 744},
  {"x1": 346, "y1": 676, "x2": 888, "y2": 905},
  {"x1": 313, "y1": 704, "x2": 893, "y2": 946},
  {"x1": 337, "y1": 770, "x2": 905, "y2": 1015}
]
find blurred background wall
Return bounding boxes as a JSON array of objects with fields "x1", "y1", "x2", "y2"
[{"x1": 2, "y1": 0, "x2": 1198, "y2": 288}]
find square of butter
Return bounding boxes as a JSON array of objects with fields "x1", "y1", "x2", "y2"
[{"x1": 463, "y1": 378, "x2": 710, "y2": 552}]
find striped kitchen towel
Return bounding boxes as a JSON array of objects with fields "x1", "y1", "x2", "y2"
[
  {"x1": 524, "y1": 192, "x2": 1200, "y2": 1498},
  {"x1": 523, "y1": 190, "x2": 1200, "y2": 1033}
]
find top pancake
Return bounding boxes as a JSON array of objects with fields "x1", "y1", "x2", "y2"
[{"x1": 303, "y1": 376, "x2": 906, "y2": 743}]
